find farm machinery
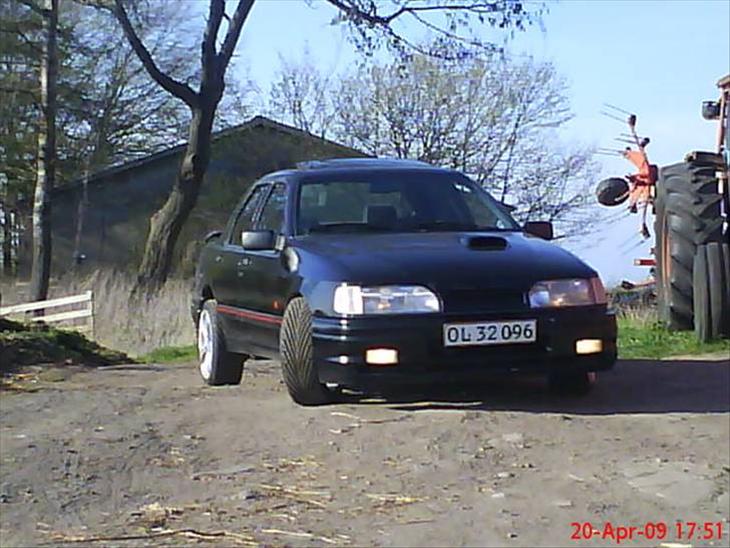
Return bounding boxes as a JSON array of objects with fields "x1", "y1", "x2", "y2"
[{"x1": 596, "y1": 74, "x2": 730, "y2": 341}]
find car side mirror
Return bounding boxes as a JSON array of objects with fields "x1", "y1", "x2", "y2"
[
  {"x1": 240, "y1": 229, "x2": 277, "y2": 250},
  {"x1": 524, "y1": 221, "x2": 554, "y2": 241}
]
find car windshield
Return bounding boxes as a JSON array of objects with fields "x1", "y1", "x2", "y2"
[{"x1": 296, "y1": 171, "x2": 520, "y2": 235}]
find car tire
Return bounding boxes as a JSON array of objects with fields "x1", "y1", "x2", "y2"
[
  {"x1": 654, "y1": 156, "x2": 724, "y2": 331},
  {"x1": 197, "y1": 299, "x2": 245, "y2": 385},
  {"x1": 548, "y1": 371, "x2": 596, "y2": 396},
  {"x1": 693, "y1": 243, "x2": 730, "y2": 342},
  {"x1": 279, "y1": 297, "x2": 331, "y2": 406}
]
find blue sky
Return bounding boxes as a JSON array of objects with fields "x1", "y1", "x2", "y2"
[{"x1": 227, "y1": 0, "x2": 730, "y2": 285}]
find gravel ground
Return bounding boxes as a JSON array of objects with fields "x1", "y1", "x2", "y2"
[{"x1": 1, "y1": 357, "x2": 728, "y2": 547}]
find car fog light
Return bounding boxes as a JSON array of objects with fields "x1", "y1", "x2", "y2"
[
  {"x1": 576, "y1": 339, "x2": 603, "y2": 355},
  {"x1": 365, "y1": 348, "x2": 398, "y2": 365}
]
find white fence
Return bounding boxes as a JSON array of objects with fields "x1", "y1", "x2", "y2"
[{"x1": 0, "y1": 291, "x2": 94, "y2": 336}]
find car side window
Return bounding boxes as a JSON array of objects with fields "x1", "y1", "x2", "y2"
[
  {"x1": 230, "y1": 184, "x2": 269, "y2": 244},
  {"x1": 257, "y1": 183, "x2": 287, "y2": 234}
]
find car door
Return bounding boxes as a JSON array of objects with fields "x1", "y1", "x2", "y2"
[
  {"x1": 236, "y1": 181, "x2": 292, "y2": 356},
  {"x1": 212, "y1": 183, "x2": 270, "y2": 353}
]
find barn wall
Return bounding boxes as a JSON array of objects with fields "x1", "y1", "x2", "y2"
[{"x1": 49, "y1": 125, "x2": 363, "y2": 277}]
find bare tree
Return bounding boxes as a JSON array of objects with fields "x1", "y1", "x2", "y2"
[
  {"x1": 273, "y1": 49, "x2": 596, "y2": 237},
  {"x1": 60, "y1": 1, "x2": 197, "y2": 176},
  {"x1": 500, "y1": 144, "x2": 598, "y2": 238},
  {"x1": 109, "y1": 0, "x2": 254, "y2": 288},
  {"x1": 268, "y1": 48, "x2": 334, "y2": 139},
  {"x1": 110, "y1": 0, "x2": 540, "y2": 287},
  {"x1": 215, "y1": 68, "x2": 262, "y2": 131},
  {"x1": 29, "y1": 0, "x2": 57, "y2": 303},
  {"x1": 321, "y1": 0, "x2": 542, "y2": 58}
]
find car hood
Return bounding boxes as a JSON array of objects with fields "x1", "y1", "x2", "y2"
[{"x1": 291, "y1": 232, "x2": 595, "y2": 291}]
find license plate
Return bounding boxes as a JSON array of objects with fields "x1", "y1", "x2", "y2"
[{"x1": 443, "y1": 320, "x2": 537, "y2": 347}]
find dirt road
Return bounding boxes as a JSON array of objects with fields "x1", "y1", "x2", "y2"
[{"x1": 1, "y1": 357, "x2": 729, "y2": 547}]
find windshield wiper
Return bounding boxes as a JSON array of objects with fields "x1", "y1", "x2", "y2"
[
  {"x1": 413, "y1": 221, "x2": 522, "y2": 232},
  {"x1": 412, "y1": 221, "x2": 480, "y2": 232},
  {"x1": 308, "y1": 222, "x2": 392, "y2": 233}
]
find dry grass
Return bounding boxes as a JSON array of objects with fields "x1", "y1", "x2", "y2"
[
  {"x1": 1, "y1": 269, "x2": 194, "y2": 358},
  {"x1": 614, "y1": 304, "x2": 657, "y2": 326}
]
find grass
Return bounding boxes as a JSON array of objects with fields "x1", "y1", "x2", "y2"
[
  {"x1": 0, "y1": 318, "x2": 131, "y2": 371},
  {"x1": 1, "y1": 269, "x2": 195, "y2": 358},
  {"x1": 140, "y1": 309, "x2": 730, "y2": 364},
  {"x1": 4, "y1": 272, "x2": 728, "y2": 365},
  {"x1": 617, "y1": 311, "x2": 730, "y2": 359},
  {"x1": 140, "y1": 345, "x2": 197, "y2": 364}
]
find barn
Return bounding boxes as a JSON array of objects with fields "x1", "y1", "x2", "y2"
[{"x1": 48, "y1": 116, "x2": 364, "y2": 277}]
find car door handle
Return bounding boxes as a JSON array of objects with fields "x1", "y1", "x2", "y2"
[{"x1": 215, "y1": 256, "x2": 222, "y2": 263}]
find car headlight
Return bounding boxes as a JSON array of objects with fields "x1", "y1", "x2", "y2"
[
  {"x1": 333, "y1": 284, "x2": 441, "y2": 315},
  {"x1": 528, "y1": 277, "x2": 607, "y2": 308}
]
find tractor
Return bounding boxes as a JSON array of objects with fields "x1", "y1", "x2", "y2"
[{"x1": 597, "y1": 74, "x2": 729, "y2": 341}]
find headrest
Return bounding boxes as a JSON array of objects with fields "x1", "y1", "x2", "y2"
[{"x1": 367, "y1": 205, "x2": 397, "y2": 227}]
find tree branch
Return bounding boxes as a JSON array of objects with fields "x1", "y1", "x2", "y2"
[
  {"x1": 202, "y1": 0, "x2": 225, "y2": 77},
  {"x1": 218, "y1": 0, "x2": 255, "y2": 70},
  {"x1": 323, "y1": 0, "x2": 538, "y2": 57},
  {"x1": 112, "y1": 0, "x2": 198, "y2": 108},
  {"x1": 324, "y1": 0, "x2": 516, "y2": 25}
]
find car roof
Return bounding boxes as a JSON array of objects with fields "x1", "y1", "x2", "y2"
[
  {"x1": 295, "y1": 158, "x2": 434, "y2": 170},
  {"x1": 261, "y1": 157, "x2": 455, "y2": 181}
]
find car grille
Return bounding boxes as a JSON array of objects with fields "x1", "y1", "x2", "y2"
[{"x1": 441, "y1": 289, "x2": 527, "y2": 313}]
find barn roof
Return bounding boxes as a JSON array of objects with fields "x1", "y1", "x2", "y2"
[{"x1": 56, "y1": 115, "x2": 363, "y2": 194}]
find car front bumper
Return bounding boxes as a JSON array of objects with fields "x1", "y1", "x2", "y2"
[{"x1": 312, "y1": 306, "x2": 617, "y2": 388}]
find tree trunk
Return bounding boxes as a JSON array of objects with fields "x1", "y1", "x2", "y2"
[
  {"x1": 16, "y1": 206, "x2": 32, "y2": 279},
  {"x1": 2, "y1": 205, "x2": 13, "y2": 277},
  {"x1": 72, "y1": 173, "x2": 88, "y2": 268},
  {"x1": 111, "y1": 0, "x2": 253, "y2": 290},
  {"x1": 29, "y1": 0, "x2": 58, "y2": 304},
  {"x1": 136, "y1": 105, "x2": 216, "y2": 288}
]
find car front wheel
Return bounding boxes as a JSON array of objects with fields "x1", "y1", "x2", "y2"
[
  {"x1": 197, "y1": 299, "x2": 245, "y2": 385},
  {"x1": 279, "y1": 297, "x2": 331, "y2": 406}
]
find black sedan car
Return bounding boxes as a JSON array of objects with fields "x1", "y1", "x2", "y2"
[{"x1": 192, "y1": 158, "x2": 616, "y2": 405}]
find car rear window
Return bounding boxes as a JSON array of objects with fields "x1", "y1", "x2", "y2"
[{"x1": 296, "y1": 172, "x2": 519, "y2": 235}]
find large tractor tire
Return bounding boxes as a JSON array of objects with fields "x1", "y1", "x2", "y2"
[
  {"x1": 693, "y1": 243, "x2": 730, "y2": 342},
  {"x1": 654, "y1": 153, "x2": 725, "y2": 330}
]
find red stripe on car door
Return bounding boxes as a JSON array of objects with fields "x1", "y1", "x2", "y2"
[{"x1": 217, "y1": 304, "x2": 283, "y2": 325}]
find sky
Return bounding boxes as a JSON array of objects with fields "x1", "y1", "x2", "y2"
[{"x1": 226, "y1": 0, "x2": 729, "y2": 285}]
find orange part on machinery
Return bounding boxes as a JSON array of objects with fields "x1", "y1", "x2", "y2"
[{"x1": 623, "y1": 149, "x2": 656, "y2": 186}]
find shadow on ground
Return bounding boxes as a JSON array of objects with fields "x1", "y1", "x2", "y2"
[
  {"x1": 336, "y1": 358, "x2": 730, "y2": 415},
  {"x1": 0, "y1": 318, "x2": 132, "y2": 376}
]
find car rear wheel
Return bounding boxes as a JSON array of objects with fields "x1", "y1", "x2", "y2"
[
  {"x1": 279, "y1": 297, "x2": 331, "y2": 406},
  {"x1": 548, "y1": 371, "x2": 596, "y2": 396},
  {"x1": 197, "y1": 300, "x2": 245, "y2": 385}
]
